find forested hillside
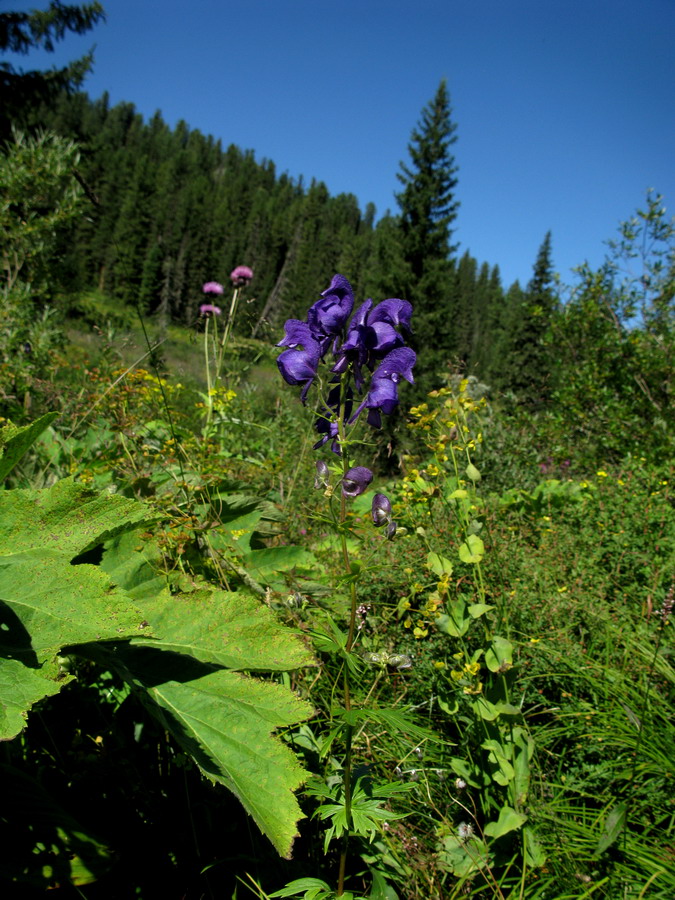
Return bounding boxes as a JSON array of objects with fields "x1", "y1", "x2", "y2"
[{"x1": 18, "y1": 85, "x2": 534, "y2": 389}]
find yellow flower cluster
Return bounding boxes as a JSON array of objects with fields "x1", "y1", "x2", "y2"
[{"x1": 450, "y1": 658, "x2": 483, "y2": 695}]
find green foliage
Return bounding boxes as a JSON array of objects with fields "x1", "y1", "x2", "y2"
[
  {"x1": 0, "y1": 424, "x2": 317, "y2": 865},
  {"x1": 0, "y1": 129, "x2": 84, "y2": 415}
]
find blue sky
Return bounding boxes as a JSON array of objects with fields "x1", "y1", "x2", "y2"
[{"x1": 5, "y1": 0, "x2": 674, "y2": 289}]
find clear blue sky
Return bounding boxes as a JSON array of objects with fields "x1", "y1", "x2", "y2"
[{"x1": 5, "y1": 0, "x2": 675, "y2": 289}]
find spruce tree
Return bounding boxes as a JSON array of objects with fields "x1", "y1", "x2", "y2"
[
  {"x1": 0, "y1": 2, "x2": 105, "y2": 139},
  {"x1": 395, "y1": 79, "x2": 460, "y2": 390},
  {"x1": 502, "y1": 231, "x2": 557, "y2": 405}
]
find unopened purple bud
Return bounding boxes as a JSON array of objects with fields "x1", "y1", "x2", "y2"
[
  {"x1": 200, "y1": 303, "x2": 222, "y2": 316},
  {"x1": 230, "y1": 265, "x2": 253, "y2": 286},
  {"x1": 371, "y1": 493, "x2": 392, "y2": 526},
  {"x1": 386, "y1": 520, "x2": 397, "y2": 540},
  {"x1": 341, "y1": 466, "x2": 373, "y2": 498},
  {"x1": 314, "y1": 460, "x2": 330, "y2": 489}
]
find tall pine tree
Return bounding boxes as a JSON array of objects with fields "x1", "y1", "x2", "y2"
[
  {"x1": 501, "y1": 231, "x2": 557, "y2": 406},
  {"x1": 0, "y1": 1, "x2": 105, "y2": 139},
  {"x1": 395, "y1": 79, "x2": 460, "y2": 390}
]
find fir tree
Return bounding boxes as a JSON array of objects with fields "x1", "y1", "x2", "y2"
[
  {"x1": 501, "y1": 231, "x2": 557, "y2": 405},
  {"x1": 395, "y1": 79, "x2": 460, "y2": 390},
  {"x1": 0, "y1": 1, "x2": 105, "y2": 139}
]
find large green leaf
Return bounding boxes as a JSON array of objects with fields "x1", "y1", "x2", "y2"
[
  {"x1": 100, "y1": 531, "x2": 314, "y2": 855},
  {"x1": 0, "y1": 477, "x2": 154, "y2": 558},
  {"x1": 0, "y1": 657, "x2": 65, "y2": 740},
  {"x1": 1, "y1": 478, "x2": 314, "y2": 857},
  {"x1": 0, "y1": 412, "x2": 58, "y2": 482},
  {"x1": 0, "y1": 479, "x2": 153, "y2": 733},
  {"x1": 102, "y1": 532, "x2": 315, "y2": 671},
  {"x1": 0, "y1": 557, "x2": 149, "y2": 668},
  {"x1": 99, "y1": 643, "x2": 312, "y2": 858}
]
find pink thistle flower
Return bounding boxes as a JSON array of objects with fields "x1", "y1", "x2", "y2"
[
  {"x1": 202, "y1": 281, "x2": 224, "y2": 295},
  {"x1": 200, "y1": 303, "x2": 222, "y2": 316},
  {"x1": 230, "y1": 265, "x2": 253, "y2": 286}
]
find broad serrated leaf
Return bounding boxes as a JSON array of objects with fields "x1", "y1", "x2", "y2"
[
  {"x1": 0, "y1": 412, "x2": 58, "y2": 482},
  {"x1": 0, "y1": 557, "x2": 150, "y2": 668},
  {"x1": 123, "y1": 648, "x2": 311, "y2": 858},
  {"x1": 242, "y1": 546, "x2": 318, "y2": 582},
  {"x1": 0, "y1": 478, "x2": 154, "y2": 558},
  {"x1": 102, "y1": 532, "x2": 314, "y2": 671},
  {"x1": 0, "y1": 657, "x2": 66, "y2": 740},
  {"x1": 135, "y1": 586, "x2": 314, "y2": 671}
]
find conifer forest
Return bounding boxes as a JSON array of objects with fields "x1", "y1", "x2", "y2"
[{"x1": 1, "y1": 4, "x2": 673, "y2": 899}]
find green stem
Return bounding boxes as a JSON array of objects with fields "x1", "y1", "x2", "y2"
[
  {"x1": 336, "y1": 384, "x2": 357, "y2": 897},
  {"x1": 203, "y1": 316, "x2": 213, "y2": 430},
  {"x1": 215, "y1": 286, "x2": 240, "y2": 388}
]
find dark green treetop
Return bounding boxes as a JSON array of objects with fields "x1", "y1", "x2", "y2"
[
  {"x1": 395, "y1": 78, "x2": 459, "y2": 279},
  {"x1": 501, "y1": 231, "x2": 557, "y2": 406},
  {"x1": 0, "y1": 1, "x2": 105, "y2": 138},
  {"x1": 394, "y1": 79, "x2": 461, "y2": 393}
]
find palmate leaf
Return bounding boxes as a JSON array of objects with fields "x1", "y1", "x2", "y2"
[
  {"x1": 100, "y1": 531, "x2": 315, "y2": 856},
  {"x1": 0, "y1": 412, "x2": 58, "y2": 482},
  {"x1": 121, "y1": 647, "x2": 312, "y2": 858},
  {"x1": 0, "y1": 477, "x2": 154, "y2": 558},
  {"x1": 102, "y1": 531, "x2": 315, "y2": 671},
  {"x1": 0, "y1": 480, "x2": 154, "y2": 733},
  {"x1": 0, "y1": 657, "x2": 65, "y2": 740},
  {"x1": 0, "y1": 557, "x2": 152, "y2": 669},
  {"x1": 1, "y1": 475, "x2": 314, "y2": 857}
]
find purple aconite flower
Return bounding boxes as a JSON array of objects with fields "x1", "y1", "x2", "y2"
[
  {"x1": 276, "y1": 320, "x2": 321, "y2": 402},
  {"x1": 230, "y1": 265, "x2": 253, "y2": 286},
  {"x1": 372, "y1": 492, "x2": 397, "y2": 539},
  {"x1": 307, "y1": 274, "x2": 355, "y2": 346},
  {"x1": 371, "y1": 493, "x2": 392, "y2": 526},
  {"x1": 341, "y1": 466, "x2": 373, "y2": 498},
  {"x1": 275, "y1": 273, "x2": 414, "y2": 428},
  {"x1": 200, "y1": 303, "x2": 222, "y2": 316},
  {"x1": 350, "y1": 347, "x2": 417, "y2": 429},
  {"x1": 202, "y1": 281, "x2": 224, "y2": 295},
  {"x1": 368, "y1": 298, "x2": 413, "y2": 333}
]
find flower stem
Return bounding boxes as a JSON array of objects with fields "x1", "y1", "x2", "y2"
[
  {"x1": 337, "y1": 392, "x2": 357, "y2": 897},
  {"x1": 203, "y1": 316, "x2": 213, "y2": 430}
]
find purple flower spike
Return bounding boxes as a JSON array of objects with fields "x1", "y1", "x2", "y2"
[
  {"x1": 350, "y1": 347, "x2": 417, "y2": 428},
  {"x1": 276, "y1": 320, "x2": 321, "y2": 402},
  {"x1": 368, "y1": 298, "x2": 413, "y2": 333},
  {"x1": 341, "y1": 466, "x2": 373, "y2": 498},
  {"x1": 230, "y1": 265, "x2": 253, "y2": 285},
  {"x1": 307, "y1": 274, "x2": 354, "y2": 338},
  {"x1": 371, "y1": 493, "x2": 392, "y2": 526},
  {"x1": 203, "y1": 281, "x2": 224, "y2": 295},
  {"x1": 200, "y1": 303, "x2": 222, "y2": 316}
]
